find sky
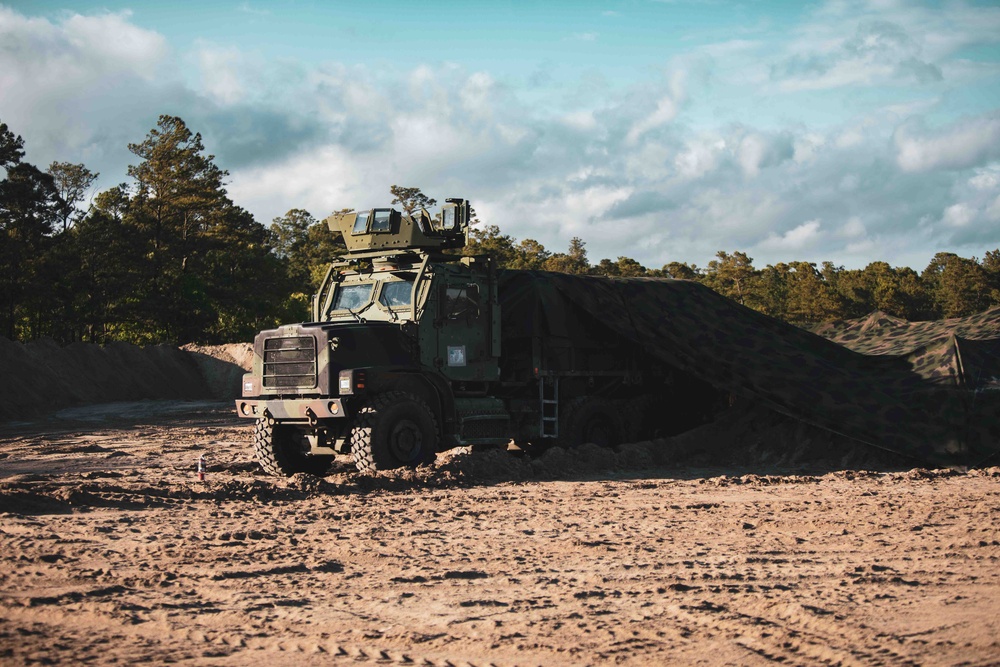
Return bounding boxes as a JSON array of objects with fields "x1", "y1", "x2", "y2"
[{"x1": 2, "y1": 0, "x2": 1000, "y2": 272}]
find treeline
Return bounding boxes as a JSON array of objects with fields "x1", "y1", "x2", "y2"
[
  {"x1": 1, "y1": 116, "x2": 294, "y2": 344},
  {"x1": 2, "y1": 115, "x2": 998, "y2": 346}
]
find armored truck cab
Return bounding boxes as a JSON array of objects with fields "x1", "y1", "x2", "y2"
[{"x1": 237, "y1": 198, "x2": 714, "y2": 475}]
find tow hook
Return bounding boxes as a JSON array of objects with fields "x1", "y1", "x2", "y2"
[{"x1": 305, "y1": 407, "x2": 318, "y2": 427}]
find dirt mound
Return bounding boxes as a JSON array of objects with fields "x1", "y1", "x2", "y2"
[
  {"x1": 181, "y1": 343, "x2": 254, "y2": 399},
  {"x1": 0, "y1": 338, "x2": 252, "y2": 423},
  {"x1": 344, "y1": 403, "x2": 918, "y2": 490},
  {"x1": 659, "y1": 402, "x2": 920, "y2": 470}
]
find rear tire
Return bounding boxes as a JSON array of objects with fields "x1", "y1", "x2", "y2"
[
  {"x1": 618, "y1": 394, "x2": 661, "y2": 441},
  {"x1": 561, "y1": 397, "x2": 624, "y2": 448},
  {"x1": 350, "y1": 392, "x2": 439, "y2": 473},
  {"x1": 252, "y1": 418, "x2": 334, "y2": 477}
]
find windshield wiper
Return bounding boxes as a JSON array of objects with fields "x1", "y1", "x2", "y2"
[{"x1": 346, "y1": 300, "x2": 375, "y2": 322}]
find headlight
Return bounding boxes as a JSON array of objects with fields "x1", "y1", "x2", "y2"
[{"x1": 242, "y1": 374, "x2": 259, "y2": 397}]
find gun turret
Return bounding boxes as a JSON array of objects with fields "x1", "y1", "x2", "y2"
[{"x1": 325, "y1": 198, "x2": 471, "y2": 256}]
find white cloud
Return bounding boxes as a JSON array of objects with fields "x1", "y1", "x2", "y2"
[
  {"x1": 624, "y1": 68, "x2": 687, "y2": 145},
  {"x1": 841, "y1": 216, "x2": 866, "y2": 237},
  {"x1": 932, "y1": 163, "x2": 1000, "y2": 234},
  {"x1": 758, "y1": 220, "x2": 823, "y2": 251},
  {"x1": 968, "y1": 165, "x2": 1000, "y2": 191},
  {"x1": 674, "y1": 136, "x2": 723, "y2": 179},
  {"x1": 2, "y1": 3, "x2": 999, "y2": 275},
  {"x1": 560, "y1": 110, "x2": 598, "y2": 131},
  {"x1": 845, "y1": 238, "x2": 877, "y2": 255},
  {"x1": 197, "y1": 45, "x2": 246, "y2": 105},
  {"x1": 238, "y1": 2, "x2": 271, "y2": 17},
  {"x1": 792, "y1": 133, "x2": 825, "y2": 164},
  {"x1": 736, "y1": 134, "x2": 767, "y2": 177},
  {"x1": 736, "y1": 131, "x2": 794, "y2": 177},
  {"x1": 0, "y1": 7, "x2": 169, "y2": 136},
  {"x1": 625, "y1": 96, "x2": 679, "y2": 145},
  {"x1": 62, "y1": 11, "x2": 168, "y2": 80},
  {"x1": 767, "y1": 3, "x2": 983, "y2": 93},
  {"x1": 895, "y1": 114, "x2": 1000, "y2": 172},
  {"x1": 881, "y1": 98, "x2": 939, "y2": 119},
  {"x1": 839, "y1": 174, "x2": 860, "y2": 192},
  {"x1": 0, "y1": 7, "x2": 169, "y2": 88},
  {"x1": 228, "y1": 145, "x2": 362, "y2": 221},
  {"x1": 987, "y1": 194, "x2": 1000, "y2": 222},
  {"x1": 459, "y1": 72, "x2": 498, "y2": 118},
  {"x1": 941, "y1": 203, "x2": 974, "y2": 228},
  {"x1": 0, "y1": 7, "x2": 176, "y2": 178}
]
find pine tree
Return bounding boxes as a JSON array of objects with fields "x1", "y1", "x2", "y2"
[
  {"x1": 704, "y1": 251, "x2": 757, "y2": 307},
  {"x1": 922, "y1": 252, "x2": 991, "y2": 318},
  {"x1": 389, "y1": 185, "x2": 437, "y2": 214},
  {"x1": 661, "y1": 262, "x2": 700, "y2": 280},
  {"x1": 119, "y1": 115, "x2": 290, "y2": 343},
  {"x1": 47, "y1": 162, "x2": 98, "y2": 232},
  {"x1": 0, "y1": 121, "x2": 61, "y2": 339},
  {"x1": 0, "y1": 122, "x2": 25, "y2": 169},
  {"x1": 783, "y1": 261, "x2": 840, "y2": 323},
  {"x1": 544, "y1": 237, "x2": 590, "y2": 274}
]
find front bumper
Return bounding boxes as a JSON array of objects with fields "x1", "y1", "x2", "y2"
[{"x1": 235, "y1": 398, "x2": 345, "y2": 421}]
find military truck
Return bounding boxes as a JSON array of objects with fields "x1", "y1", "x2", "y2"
[{"x1": 236, "y1": 198, "x2": 716, "y2": 475}]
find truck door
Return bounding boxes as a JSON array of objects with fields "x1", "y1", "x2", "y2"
[{"x1": 437, "y1": 278, "x2": 498, "y2": 382}]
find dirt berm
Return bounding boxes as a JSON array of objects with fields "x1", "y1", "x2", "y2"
[{"x1": 0, "y1": 337, "x2": 252, "y2": 422}]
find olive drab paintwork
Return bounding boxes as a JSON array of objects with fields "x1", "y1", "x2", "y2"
[
  {"x1": 238, "y1": 195, "x2": 1000, "y2": 475},
  {"x1": 327, "y1": 200, "x2": 471, "y2": 254},
  {"x1": 239, "y1": 197, "x2": 517, "y2": 474}
]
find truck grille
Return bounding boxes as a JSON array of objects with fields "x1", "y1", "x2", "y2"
[{"x1": 263, "y1": 336, "x2": 317, "y2": 388}]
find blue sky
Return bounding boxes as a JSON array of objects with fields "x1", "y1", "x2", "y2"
[{"x1": 2, "y1": 1, "x2": 1000, "y2": 271}]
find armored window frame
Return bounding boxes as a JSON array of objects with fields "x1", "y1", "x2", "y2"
[
  {"x1": 329, "y1": 283, "x2": 374, "y2": 313},
  {"x1": 441, "y1": 206, "x2": 456, "y2": 230},
  {"x1": 370, "y1": 208, "x2": 393, "y2": 233},
  {"x1": 351, "y1": 211, "x2": 371, "y2": 235},
  {"x1": 377, "y1": 278, "x2": 415, "y2": 310},
  {"x1": 444, "y1": 284, "x2": 480, "y2": 320}
]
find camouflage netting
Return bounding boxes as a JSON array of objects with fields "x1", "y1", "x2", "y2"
[
  {"x1": 810, "y1": 310, "x2": 1000, "y2": 387},
  {"x1": 498, "y1": 272, "x2": 1000, "y2": 466}
]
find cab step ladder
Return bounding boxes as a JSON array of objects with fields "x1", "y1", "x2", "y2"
[{"x1": 539, "y1": 375, "x2": 559, "y2": 439}]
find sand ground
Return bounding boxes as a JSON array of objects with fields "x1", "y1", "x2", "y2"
[{"x1": 1, "y1": 403, "x2": 998, "y2": 666}]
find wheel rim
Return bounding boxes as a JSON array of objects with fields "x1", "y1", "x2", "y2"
[{"x1": 389, "y1": 418, "x2": 424, "y2": 462}]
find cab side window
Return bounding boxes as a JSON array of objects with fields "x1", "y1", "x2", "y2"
[{"x1": 444, "y1": 285, "x2": 480, "y2": 320}]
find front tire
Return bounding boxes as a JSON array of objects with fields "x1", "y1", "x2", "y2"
[
  {"x1": 252, "y1": 418, "x2": 333, "y2": 477},
  {"x1": 350, "y1": 392, "x2": 439, "y2": 473}
]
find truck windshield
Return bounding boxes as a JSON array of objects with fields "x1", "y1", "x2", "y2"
[
  {"x1": 331, "y1": 284, "x2": 372, "y2": 312},
  {"x1": 379, "y1": 280, "x2": 413, "y2": 308}
]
